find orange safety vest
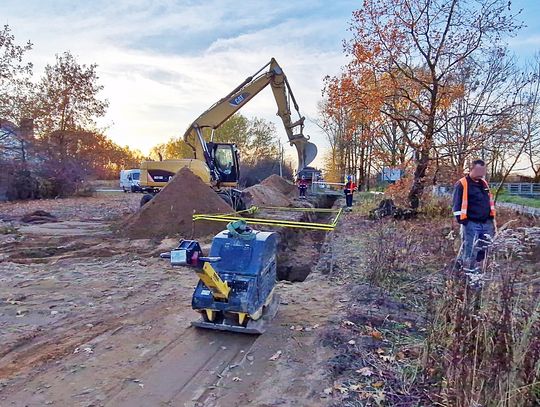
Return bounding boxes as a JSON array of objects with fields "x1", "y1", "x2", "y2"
[
  {"x1": 456, "y1": 177, "x2": 496, "y2": 220},
  {"x1": 345, "y1": 181, "x2": 356, "y2": 191}
]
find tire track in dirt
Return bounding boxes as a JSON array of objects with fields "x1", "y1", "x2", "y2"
[
  {"x1": 0, "y1": 315, "x2": 125, "y2": 381},
  {"x1": 0, "y1": 290, "x2": 185, "y2": 386},
  {"x1": 105, "y1": 328, "x2": 255, "y2": 407}
]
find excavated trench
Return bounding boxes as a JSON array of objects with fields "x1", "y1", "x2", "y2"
[{"x1": 273, "y1": 194, "x2": 339, "y2": 282}]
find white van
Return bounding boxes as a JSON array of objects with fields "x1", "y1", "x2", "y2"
[{"x1": 120, "y1": 169, "x2": 141, "y2": 192}]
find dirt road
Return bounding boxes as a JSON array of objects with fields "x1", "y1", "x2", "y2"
[{"x1": 0, "y1": 193, "x2": 337, "y2": 407}]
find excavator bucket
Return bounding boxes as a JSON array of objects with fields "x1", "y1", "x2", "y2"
[{"x1": 291, "y1": 137, "x2": 318, "y2": 172}]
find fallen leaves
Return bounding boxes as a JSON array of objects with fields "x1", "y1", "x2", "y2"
[
  {"x1": 269, "y1": 350, "x2": 282, "y2": 361},
  {"x1": 379, "y1": 354, "x2": 395, "y2": 362},
  {"x1": 370, "y1": 329, "x2": 383, "y2": 340},
  {"x1": 349, "y1": 383, "x2": 363, "y2": 391},
  {"x1": 372, "y1": 381, "x2": 385, "y2": 388},
  {"x1": 356, "y1": 367, "x2": 374, "y2": 377}
]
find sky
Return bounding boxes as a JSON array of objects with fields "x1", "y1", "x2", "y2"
[{"x1": 2, "y1": 0, "x2": 540, "y2": 167}]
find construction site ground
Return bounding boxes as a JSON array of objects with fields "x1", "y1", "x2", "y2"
[
  {"x1": 0, "y1": 192, "x2": 342, "y2": 407},
  {"x1": 4, "y1": 192, "x2": 536, "y2": 406}
]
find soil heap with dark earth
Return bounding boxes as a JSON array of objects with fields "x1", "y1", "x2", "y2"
[
  {"x1": 260, "y1": 174, "x2": 297, "y2": 197},
  {"x1": 119, "y1": 168, "x2": 232, "y2": 239},
  {"x1": 242, "y1": 175, "x2": 296, "y2": 208}
]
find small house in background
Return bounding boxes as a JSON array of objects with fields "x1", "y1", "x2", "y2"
[
  {"x1": 505, "y1": 173, "x2": 534, "y2": 183},
  {"x1": 0, "y1": 118, "x2": 34, "y2": 162},
  {"x1": 0, "y1": 120, "x2": 21, "y2": 160},
  {"x1": 380, "y1": 167, "x2": 403, "y2": 183},
  {"x1": 0, "y1": 119, "x2": 35, "y2": 201}
]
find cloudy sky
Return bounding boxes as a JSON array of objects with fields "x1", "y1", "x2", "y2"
[{"x1": 2, "y1": 0, "x2": 540, "y2": 164}]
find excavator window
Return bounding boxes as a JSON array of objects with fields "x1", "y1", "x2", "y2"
[{"x1": 214, "y1": 144, "x2": 238, "y2": 183}]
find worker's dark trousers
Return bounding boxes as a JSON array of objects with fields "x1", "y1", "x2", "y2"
[
  {"x1": 345, "y1": 194, "x2": 353, "y2": 207},
  {"x1": 299, "y1": 187, "x2": 307, "y2": 197},
  {"x1": 459, "y1": 219, "x2": 495, "y2": 268}
]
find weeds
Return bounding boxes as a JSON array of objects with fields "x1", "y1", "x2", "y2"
[
  {"x1": 353, "y1": 192, "x2": 384, "y2": 216},
  {"x1": 322, "y1": 206, "x2": 539, "y2": 406},
  {"x1": 425, "y1": 227, "x2": 540, "y2": 406},
  {"x1": 361, "y1": 220, "x2": 453, "y2": 295}
]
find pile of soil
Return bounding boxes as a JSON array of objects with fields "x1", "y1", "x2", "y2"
[
  {"x1": 260, "y1": 175, "x2": 297, "y2": 197},
  {"x1": 119, "y1": 168, "x2": 232, "y2": 239},
  {"x1": 20, "y1": 210, "x2": 58, "y2": 224},
  {"x1": 242, "y1": 184, "x2": 292, "y2": 208}
]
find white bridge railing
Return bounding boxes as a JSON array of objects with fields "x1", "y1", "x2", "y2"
[{"x1": 505, "y1": 183, "x2": 540, "y2": 196}]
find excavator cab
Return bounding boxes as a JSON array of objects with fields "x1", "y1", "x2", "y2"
[
  {"x1": 138, "y1": 58, "x2": 316, "y2": 210},
  {"x1": 207, "y1": 142, "x2": 240, "y2": 185}
]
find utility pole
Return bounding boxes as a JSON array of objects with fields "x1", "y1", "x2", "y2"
[{"x1": 278, "y1": 140, "x2": 283, "y2": 177}]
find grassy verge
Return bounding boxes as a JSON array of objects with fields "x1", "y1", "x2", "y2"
[{"x1": 496, "y1": 193, "x2": 540, "y2": 208}]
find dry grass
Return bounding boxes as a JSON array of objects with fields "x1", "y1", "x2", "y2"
[
  {"x1": 320, "y1": 203, "x2": 539, "y2": 406},
  {"x1": 425, "y1": 227, "x2": 540, "y2": 407}
]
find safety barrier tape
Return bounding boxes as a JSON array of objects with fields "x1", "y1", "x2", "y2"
[
  {"x1": 255, "y1": 206, "x2": 341, "y2": 213},
  {"x1": 193, "y1": 206, "x2": 343, "y2": 231}
]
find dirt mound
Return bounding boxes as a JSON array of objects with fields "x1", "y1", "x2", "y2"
[
  {"x1": 242, "y1": 184, "x2": 292, "y2": 208},
  {"x1": 119, "y1": 168, "x2": 232, "y2": 239},
  {"x1": 261, "y1": 175, "x2": 297, "y2": 196},
  {"x1": 20, "y1": 210, "x2": 58, "y2": 224}
]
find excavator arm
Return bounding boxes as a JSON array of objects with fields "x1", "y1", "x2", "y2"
[{"x1": 183, "y1": 58, "x2": 317, "y2": 174}]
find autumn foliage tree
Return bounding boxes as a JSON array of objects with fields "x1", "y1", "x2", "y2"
[
  {"x1": 319, "y1": 70, "x2": 385, "y2": 187},
  {"x1": 335, "y1": 0, "x2": 521, "y2": 208},
  {"x1": 1, "y1": 25, "x2": 143, "y2": 199}
]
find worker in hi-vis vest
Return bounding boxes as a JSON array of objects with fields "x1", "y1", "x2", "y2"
[{"x1": 452, "y1": 159, "x2": 496, "y2": 271}]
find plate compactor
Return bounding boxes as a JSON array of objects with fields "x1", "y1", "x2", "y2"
[{"x1": 161, "y1": 221, "x2": 280, "y2": 334}]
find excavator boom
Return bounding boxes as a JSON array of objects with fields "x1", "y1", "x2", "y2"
[{"x1": 183, "y1": 58, "x2": 317, "y2": 174}]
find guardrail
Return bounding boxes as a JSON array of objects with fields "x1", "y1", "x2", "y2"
[{"x1": 505, "y1": 183, "x2": 540, "y2": 196}]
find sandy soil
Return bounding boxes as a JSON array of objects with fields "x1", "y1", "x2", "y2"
[{"x1": 0, "y1": 192, "x2": 340, "y2": 407}]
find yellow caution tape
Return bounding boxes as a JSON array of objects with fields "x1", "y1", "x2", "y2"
[{"x1": 193, "y1": 206, "x2": 343, "y2": 231}]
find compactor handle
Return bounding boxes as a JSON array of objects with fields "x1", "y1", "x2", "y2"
[{"x1": 199, "y1": 256, "x2": 221, "y2": 263}]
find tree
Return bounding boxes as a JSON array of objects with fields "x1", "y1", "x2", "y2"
[
  {"x1": 212, "y1": 114, "x2": 250, "y2": 151},
  {"x1": 245, "y1": 117, "x2": 279, "y2": 163},
  {"x1": 434, "y1": 49, "x2": 522, "y2": 182},
  {"x1": 0, "y1": 27, "x2": 145, "y2": 199},
  {"x1": 33, "y1": 51, "x2": 108, "y2": 135},
  {"x1": 521, "y1": 55, "x2": 540, "y2": 182},
  {"x1": 32, "y1": 51, "x2": 109, "y2": 171},
  {"x1": 490, "y1": 59, "x2": 540, "y2": 197},
  {"x1": 319, "y1": 75, "x2": 371, "y2": 185},
  {"x1": 150, "y1": 137, "x2": 193, "y2": 160},
  {"x1": 0, "y1": 24, "x2": 34, "y2": 163},
  {"x1": 346, "y1": 0, "x2": 521, "y2": 208},
  {"x1": 0, "y1": 24, "x2": 33, "y2": 124}
]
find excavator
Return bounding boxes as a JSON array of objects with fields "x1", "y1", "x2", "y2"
[{"x1": 139, "y1": 58, "x2": 317, "y2": 208}]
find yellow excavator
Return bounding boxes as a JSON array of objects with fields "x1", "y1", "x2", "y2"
[{"x1": 139, "y1": 58, "x2": 317, "y2": 208}]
